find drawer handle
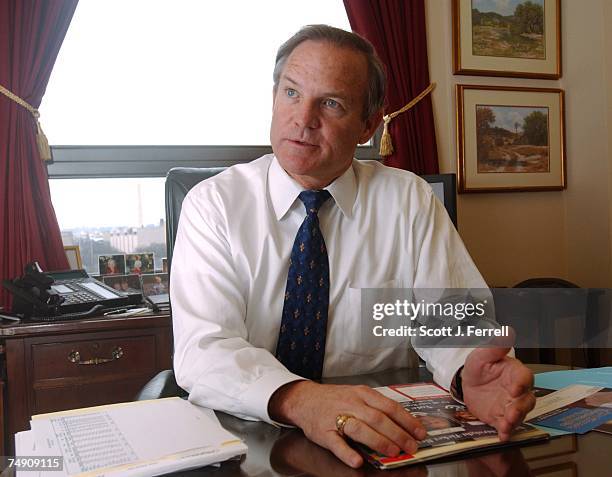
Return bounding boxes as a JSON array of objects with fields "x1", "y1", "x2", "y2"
[{"x1": 68, "y1": 347, "x2": 124, "y2": 365}]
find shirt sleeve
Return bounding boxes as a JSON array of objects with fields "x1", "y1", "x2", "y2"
[
  {"x1": 170, "y1": 188, "x2": 303, "y2": 424},
  {"x1": 409, "y1": 184, "x2": 490, "y2": 390}
]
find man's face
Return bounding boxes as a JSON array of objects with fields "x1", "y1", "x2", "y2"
[{"x1": 270, "y1": 40, "x2": 382, "y2": 189}]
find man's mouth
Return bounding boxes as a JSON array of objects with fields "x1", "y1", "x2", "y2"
[{"x1": 288, "y1": 138, "x2": 317, "y2": 147}]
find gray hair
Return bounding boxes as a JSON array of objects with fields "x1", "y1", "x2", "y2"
[{"x1": 273, "y1": 24, "x2": 386, "y2": 120}]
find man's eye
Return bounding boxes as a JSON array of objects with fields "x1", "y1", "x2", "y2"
[
  {"x1": 286, "y1": 88, "x2": 297, "y2": 98},
  {"x1": 323, "y1": 99, "x2": 339, "y2": 108}
]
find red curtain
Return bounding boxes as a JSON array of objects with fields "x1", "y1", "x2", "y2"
[
  {"x1": 0, "y1": 0, "x2": 78, "y2": 309},
  {"x1": 344, "y1": 0, "x2": 439, "y2": 173}
]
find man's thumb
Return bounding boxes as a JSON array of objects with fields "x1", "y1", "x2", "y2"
[{"x1": 467, "y1": 346, "x2": 512, "y2": 367}]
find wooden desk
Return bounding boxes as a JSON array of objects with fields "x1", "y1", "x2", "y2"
[
  {"x1": 176, "y1": 367, "x2": 610, "y2": 476},
  {"x1": 0, "y1": 312, "x2": 172, "y2": 454}
]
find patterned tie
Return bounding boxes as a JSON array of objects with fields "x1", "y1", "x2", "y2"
[{"x1": 275, "y1": 190, "x2": 331, "y2": 380}]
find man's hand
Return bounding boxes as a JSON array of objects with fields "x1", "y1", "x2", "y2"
[
  {"x1": 268, "y1": 381, "x2": 427, "y2": 468},
  {"x1": 462, "y1": 347, "x2": 536, "y2": 441}
]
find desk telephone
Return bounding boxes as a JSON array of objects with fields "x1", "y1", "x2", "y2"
[{"x1": 2, "y1": 262, "x2": 141, "y2": 320}]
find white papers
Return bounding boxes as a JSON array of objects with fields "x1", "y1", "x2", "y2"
[
  {"x1": 374, "y1": 387, "x2": 411, "y2": 402},
  {"x1": 15, "y1": 398, "x2": 246, "y2": 477},
  {"x1": 526, "y1": 384, "x2": 603, "y2": 421},
  {"x1": 375, "y1": 384, "x2": 450, "y2": 402},
  {"x1": 391, "y1": 384, "x2": 449, "y2": 400}
]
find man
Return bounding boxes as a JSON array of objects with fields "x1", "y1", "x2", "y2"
[{"x1": 171, "y1": 25, "x2": 535, "y2": 469}]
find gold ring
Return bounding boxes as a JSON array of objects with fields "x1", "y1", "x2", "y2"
[{"x1": 335, "y1": 414, "x2": 353, "y2": 437}]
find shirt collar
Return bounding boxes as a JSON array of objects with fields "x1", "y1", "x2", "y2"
[{"x1": 268, "y1": 156, "x2": 357, "y2": 221}]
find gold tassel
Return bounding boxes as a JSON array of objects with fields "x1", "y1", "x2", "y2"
[
  {"x1": 379, "y1": 116, "x2": 394, "y2": 156},
  {"x1": 34, "y1": 111, "x2": 52, "y2": 162},
  {"x1": 0, "y1": 84, "x2": 53, "y2": 161},
  {"x1": 378, "y1": 82, "x2": 436, "y2": 159}
]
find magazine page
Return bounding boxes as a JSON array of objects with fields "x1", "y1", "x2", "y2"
[
  {"x1": 532, "y1": 386, "x2": 612, "y2": 435},
  {"x1": 365, "y1": 383, "x2": 547, "y2": 469}
]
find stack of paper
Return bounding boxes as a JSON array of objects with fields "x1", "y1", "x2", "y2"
[{"x1": 15, "y1": 397, "x2": 247, "y2": 476}]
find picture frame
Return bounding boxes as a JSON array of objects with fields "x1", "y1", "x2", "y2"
[
  {"x1": 125, "y1": 252, "x2": 155, "y2": 275},
  {"x1": 452, "y1": 0, "x2": 561, "y2": 79},
  {"x1": 64, "y1": 245, "x2": 82, "y2": 270},
  {"x1": 456, "y1": 85, "x2": 566, "y2": 193},
  {"x1": 98, "y1": 254, "x2": 126, "y2": 276},
  {"x1": 102, "y1": 273, "x2": 142, "y2": 293},
  {"x1": 141, "y1": 273, "x2": 169, "y2": 297}
]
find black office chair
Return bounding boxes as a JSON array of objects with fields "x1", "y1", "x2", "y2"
[
  {"x1": 513, "y1": 277, "x2": 578, "y2": 289},
  {"x1": 134, "y1": 167, "x2": 225, "y2": 401},
  {"x1": 511, "y1": 277, "x2": 580, "y2": 366},
  {"x1": 164, "y1": 167, "x2": 227, "y2": 272}
]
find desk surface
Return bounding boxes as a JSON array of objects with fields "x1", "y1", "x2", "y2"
[
  {"x1": 0, "y1": 311, "x2": 170, "y2": 337},
  {"x1": 175, "y1": 367, "x2": 611, "y2": 477}
]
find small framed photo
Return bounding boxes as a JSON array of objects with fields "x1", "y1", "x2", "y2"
[
  {"x1": 162, "y1": 257, "x2": 168, "y2": 273},
  {"x1": 102, "y1": 274, "x2": 142, "y2": 293},
  {"x1": 452, "y1": 0, "x2": 561, "y2": 79},
  {"x1": 98, "y1": 254, "x2": 126, "y2": 276},
  {"x1": 64, "y1": 245, "x2": 82, "y2": 270},
  {"x1": 141, "y1": 273, "x2": 169, "y2": 297},
  {"x1": 125, "y1": 253, "x2": 155, "y2": 275},
  {"x1": 457, "y1": 84, "x2": 566, "y2": 193}
]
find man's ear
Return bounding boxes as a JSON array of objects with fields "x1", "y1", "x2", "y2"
[{"x1": 358, "y1": 108, "x2": 384, "y2": 145}]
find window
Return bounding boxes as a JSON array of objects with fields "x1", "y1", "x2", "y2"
[
  {"x1": 50, "y1": 178, "x2": 166, "y2": 274},
  {"x1": 41, "y1": 0, "x2": 378, "y2": 179}
]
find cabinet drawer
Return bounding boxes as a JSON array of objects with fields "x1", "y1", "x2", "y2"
[
  {"x1": 33, "y1": 376, "x2": 153, "y2": 415},
  {"x1": 32, "y1": 335, "x2": 157, "y2": 381}
]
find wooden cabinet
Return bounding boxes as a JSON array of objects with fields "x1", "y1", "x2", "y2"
[{"x1": 0, "y1": 313, "x2": 172, "y2": 454}]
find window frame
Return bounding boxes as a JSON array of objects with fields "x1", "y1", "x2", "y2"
[{"x1": 47, "y1": 132, "x2": 382, "y2": 179}]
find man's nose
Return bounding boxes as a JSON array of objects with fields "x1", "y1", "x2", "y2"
[{"x1": 294, "y1": 101, "x2": 320, "y2": 129}]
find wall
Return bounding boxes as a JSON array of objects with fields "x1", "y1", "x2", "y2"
[{"x1": 426, "y1": 0, "x2": 612, "y2": 287}]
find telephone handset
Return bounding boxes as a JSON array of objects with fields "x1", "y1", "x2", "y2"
[{"x1": 2, "y1": 262, "x2": 140, "y2": 320}]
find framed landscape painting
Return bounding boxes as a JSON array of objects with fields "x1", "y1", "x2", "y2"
[
  {"x1": 456, "y1": 85, "x2": 566, "y2": 193},
  {"x1": 453, "y1": 0, "x2": 561, "y2": 78}
]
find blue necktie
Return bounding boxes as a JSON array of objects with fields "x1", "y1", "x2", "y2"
[{"x1": 275, "y1": 190, "x2": 331, "y2": 380}]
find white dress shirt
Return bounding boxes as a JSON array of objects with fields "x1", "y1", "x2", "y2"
[{"x1": 171, "y1": 154, "x2": 488, "y2": 424}]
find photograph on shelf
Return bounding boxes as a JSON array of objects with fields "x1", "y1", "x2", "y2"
[
  {"x1": 98, "y1": 254, "x2": 126, "y2": 276},
  {"x1": 141, "y1": 273, "x2": 169, "y2": 297},
  {"x1": 452, "y1": 0, "x2": 561, "y2": 78},
  {"x1": 456, "y1": 85, "x2": 565, "y2": 193},
  {"x1": 162, "y1": 257, "x2": 168, "y2": 273},
  {"x1": 125, "y1": 252, "x2": 155, "y2": 274},
  {"x1": 102, "y1": 274, "x2": 142, "y2": 293},
  {"x1": 64, "y1": 245, "x2": 82, "y2": 270}
]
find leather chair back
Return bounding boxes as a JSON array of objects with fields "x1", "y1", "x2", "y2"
[
  {"x1": 164, "y1": 168, "x2": 460, "y2": 268},
  {"x1": 165, "y1": 167, "x2": 226, "y2": 270}
]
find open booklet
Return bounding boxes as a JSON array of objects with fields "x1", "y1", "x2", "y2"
[
  {"x1": 362, "y1": 383, "x2": 548, "y2": 470},
  {"x1": 532, "y1": 367, "x2": 612, "y2": 435},
  {"x1": 14, "y1": 397, "x2": 247, "y2": 477}
]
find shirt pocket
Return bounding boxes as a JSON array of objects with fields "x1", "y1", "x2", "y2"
[{"x1": 344, "y1": 278, "x2": 403, "y2": 356}]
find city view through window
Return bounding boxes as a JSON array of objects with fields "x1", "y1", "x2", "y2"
[{"x1": 49, "y1": 178, "x2": 166, "y2": 275}]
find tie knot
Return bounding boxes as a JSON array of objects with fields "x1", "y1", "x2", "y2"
[{"x1": 298, "y1": 190, "x2": 331, "y2": 215}]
